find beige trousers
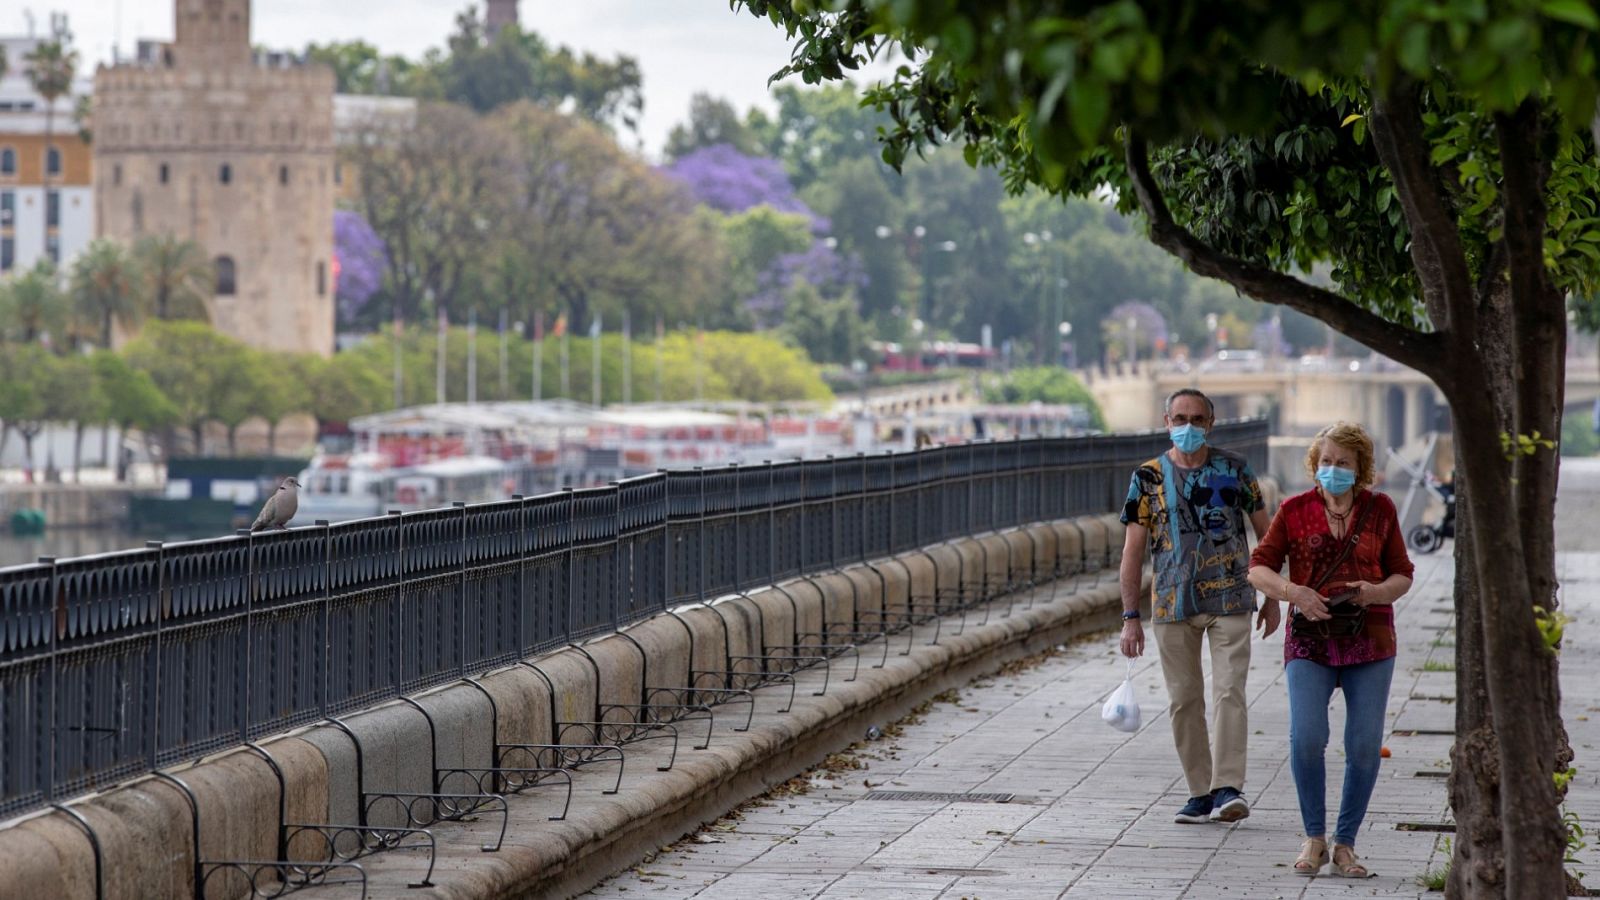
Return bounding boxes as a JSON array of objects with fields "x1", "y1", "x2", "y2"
[{"x1": 1153, "y1": 612, "x2": 1253, "y2": 798}]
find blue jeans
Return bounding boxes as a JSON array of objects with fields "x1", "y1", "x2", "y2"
[{"x1": 1285, "y1": 656, "x2": 1395, "y2": 847}]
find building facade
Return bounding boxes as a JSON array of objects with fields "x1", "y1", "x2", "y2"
[
  {"x1": 0, "y1": 35, "x2": 94, "y2": 276},
  {"x1": 93, "y1": 0, "x2": 336, "y2": 355}
]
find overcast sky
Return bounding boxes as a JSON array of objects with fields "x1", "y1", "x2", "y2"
[{"x1": 7, "y1": 0, "x2": 887, "y2": 160}]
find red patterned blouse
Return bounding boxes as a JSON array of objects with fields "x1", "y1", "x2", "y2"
[{"x1": 1249, "y1": 488, "x2": 1415, "y2": 667}]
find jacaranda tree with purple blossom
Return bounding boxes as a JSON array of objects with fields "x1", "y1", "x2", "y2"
[
  {"x1": 663, "y1": 143, "x2": 814, "y2": 219},
  {"x1": 333, "y1": 209, "x2": 388, "y2": 326}
]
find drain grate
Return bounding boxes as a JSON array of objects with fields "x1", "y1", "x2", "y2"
[
  {"x1": 1397, "y1": 822, "x2": 1457, "y2": 833},
  {"x1": 863, "y1": 790, "x2": 1014, "y2": 803},
  {"x1": 1413, "y1": 770, "x2": 1450, "y2": 778}
]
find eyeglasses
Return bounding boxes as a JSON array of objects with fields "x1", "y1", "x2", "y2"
[{"x1": 1190, "y1": 485, "x2": 1239, "y2": 506}]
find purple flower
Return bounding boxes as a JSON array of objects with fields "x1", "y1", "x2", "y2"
[
  {"x1": 662, "y1": 144, "x2": 816, "y2": 222},
  {"x1": 746, "y1": 240, "x2": 866, "y2": 325},
  {"x1": 334, "y1": 209, "x2": 387, "y2": 322}
]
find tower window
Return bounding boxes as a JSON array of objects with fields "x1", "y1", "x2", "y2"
[
  {"x1": 316, "y1": 260, "x2": 327, "y2": 296},
  {"x1": 219, "y1": 163, "x2": 231, "y2": 184},
  {"x1": 1, "y1": 236, "x2": 13, "y2": 271},
  {"x1": 46, "y1": 190, "x2": 59, "y2": 228},
  {"x1": 114, "y1": 164, "x2": 123, "y2": 186},
  {"x1": 279, "y1": 165, "x2": 289, "y2": 186},
  {"x1": 45, "y1": 146, "x2": 61, "y2": 177},
  {"x1": 0, "y1": 147, "x2": 14, "y2": 176},
  {"x1": 215, "y1": 256, "x2": 237, "y2": 295},
  {"x1": 160, "y1": 163, "x2": 170, "y2": 184},
  {"x1": 46, "y1": 234, "x2": 59, "y2": 263},
  {"x1": 333, "y1": 162, "x2": 342, "y2": 185}
]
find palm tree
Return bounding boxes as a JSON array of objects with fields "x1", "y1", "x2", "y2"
[
  {"x1": 0, "y1": 260, "x2": 68, "y2": 343},
  {"x1": 133, "y1": 234, "x2": 213, "y2": 322},
  {"x1": 70, "y1": 239, "x2": 143, "y2": 348},
  {"x1": 25, "y1": 22, "x2": 79, "y2": 258}
]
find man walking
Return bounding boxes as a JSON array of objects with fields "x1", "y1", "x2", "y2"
[{"x1": 1119, "y1": 388, "x2": 1277, "y2": 823}]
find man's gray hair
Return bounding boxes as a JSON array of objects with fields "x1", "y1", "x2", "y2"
[{"x1": 1164, "y1": 388, "x2": 1215, "y2": 419}]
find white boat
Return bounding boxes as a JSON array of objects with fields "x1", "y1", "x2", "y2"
[{"x1": 290, "y1": 452, "x2": 395, "y2": 524}]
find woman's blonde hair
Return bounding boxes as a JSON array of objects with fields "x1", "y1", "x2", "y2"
[{"x1": 1304, "y1": 421, "x2": 1377, "y2": 493}]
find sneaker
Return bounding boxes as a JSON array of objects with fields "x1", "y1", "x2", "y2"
[
  {"x1": 1174, "y1": 794, "x2": 1214, "y2": 824},
  {"x1": 1210, "y1": 786, "x2": 1250, "y2": 822}
]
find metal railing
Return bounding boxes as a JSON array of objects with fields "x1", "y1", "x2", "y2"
[{"x1": 0, "y1": 421, "x2": 1267, "y2": 818}]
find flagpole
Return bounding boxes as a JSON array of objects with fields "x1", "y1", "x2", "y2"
[
  {"x1": 393, "y1": 297, "x2": 404, "y2": 409},
  {"x1": 498, "y1": 307, "x2": 508, "y2": 401},
  {"x1": 533, "y1": 310, "x2": 544, "y2": 402},
  {"x1": 591, "y1": 312, "x2": 602, "y2": 408},
  {"x1": 467, "y1": 306, "x2": 478, "y2": 405},
  {"x1": 560, "y1": 309, "x2": 570, "y2": 399},
  {"x1": 621, "y1": 309, "x2": 632, "y2": 406},
  {"x1": 436, "y1": 302, "x2": 446, "y2": 405},
  {"x1": 694, "y1": 318, "x2": 705, "y2": 402}
]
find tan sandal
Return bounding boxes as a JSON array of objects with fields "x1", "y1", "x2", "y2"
[
  {"x1": 1294, "y1": 837, "x2": 1328, "y2": 876},
  {"x1": 1330, "y1": 843, "x2": 1371, "y2": 878}
]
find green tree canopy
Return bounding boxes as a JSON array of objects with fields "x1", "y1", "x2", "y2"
[
  {"x1": 736, "y1": 2, "x2": 1600, "y2": 895},
  {"x1": 71, "y1": 239, "x2": 143, "y2": 349},
  {"x1": 0, "y1": 261, "x2": 68, "y2": 344}
]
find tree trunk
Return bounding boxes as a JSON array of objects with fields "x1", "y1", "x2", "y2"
[
  {"x1": 266, "y1": 420, "x2": 279, "y2": 456},
  {"x1": 1448, "y1": 469, "x2": 1505, "y2": 898},
  {"x1": 190, "y1": 424, "x2": 204, "y2": 456},
  {"x1": 72, "y1": 421, "x2": 84, "y2": 483},
  {"x1": 1445, "y1": 360, "x2": 1568, "y2": 900},
  {"x1": 102, "y1": 309, "x2": 113, "y2": 350},
  {"x1": 22, "y1": 431, "x2": 36, "y2": 482},
  {"x1": 227, "y1": 425, "x2": 238, "y2": 457}
]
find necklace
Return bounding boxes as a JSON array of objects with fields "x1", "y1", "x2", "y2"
[{"x1": 1321, "y1": 489, "x2": 1354, "y2": 537}]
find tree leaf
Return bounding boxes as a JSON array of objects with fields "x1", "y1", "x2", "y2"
[
  {"x1": 1541, "y1": 0, "x2": 1600, "y2": 30},
  {"x1": 1067, "y1": 76, "x2": 1109, "y2": 146}
]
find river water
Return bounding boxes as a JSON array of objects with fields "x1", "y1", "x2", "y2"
[{"x1": 0, "y1": 525, "x2": 209, "y2": 569}]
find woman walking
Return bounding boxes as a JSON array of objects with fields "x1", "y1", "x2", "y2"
[{"x1": 1247, "y1": 422, "x2": 1414, "y2": 878}]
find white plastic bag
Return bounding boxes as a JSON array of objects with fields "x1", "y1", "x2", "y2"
[{"x1": 1101, "y1": 659, "x2": 1142, "y2": 733}]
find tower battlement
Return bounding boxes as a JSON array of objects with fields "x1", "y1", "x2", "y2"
[{"x1": 92, "y1": 0, "x2": 335, "y2": 357}]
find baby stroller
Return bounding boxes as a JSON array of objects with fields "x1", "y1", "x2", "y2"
[{"x1": 1408, "y1": 476, "x2": 1455, "y2": 554}]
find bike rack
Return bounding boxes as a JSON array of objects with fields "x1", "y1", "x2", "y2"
[
  {"x1": 150, "y1": 768, "x2": 373, "y2": 899},
  {"x1": 520, "y1": 660, "x2": 683, "y2": 771},
  {"x1": 610, "y1": 628, "x2": 757, "y2": 732},
  {"x1": 242, "y1": 741, "x2": 437, "y2": 889},
  {"x1": 457, "y1": 675, "x2": 625, "y2": 797},
  {"x1": 792, "y1": 569, "x2": 896, "y2": 669},
  {"x1": 321, "y1": 715, "x2": 509, "y2": 853},
  {"x1": 565, "y1": 642, "x2": 715, "y2": 750},
  {"x1": 393, "y1": 696, "x2": 573, "y2": 821},
  {"x1": 750, "y1": 583, "x2": 860, "y2": 687},
  {"x1": 686, "y1": 596, "x2": 824, "y2": 699}
]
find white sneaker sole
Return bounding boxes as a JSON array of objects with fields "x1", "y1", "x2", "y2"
[{"x1": 1211, "y1": 799, "x2": 1250, "y2": 822}]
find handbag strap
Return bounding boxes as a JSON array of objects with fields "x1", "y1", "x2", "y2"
[{"x1": 1308, "y1": 492, "x2": 1374, "y2": 593}]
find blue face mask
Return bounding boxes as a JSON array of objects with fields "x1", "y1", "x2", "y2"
[
  {"x1": 1169, "y1": 423, "x2": 1207, "y2": 454},
  {"x1": 1316, "y1": 464, "x2": 1357, "y2": 496}
]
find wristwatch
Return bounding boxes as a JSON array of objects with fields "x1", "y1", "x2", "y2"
[{"x1": 1121, "y1": 610, "x2": 1141, "y2": 621}]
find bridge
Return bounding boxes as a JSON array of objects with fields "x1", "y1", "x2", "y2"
[{"x1": 1085, "y1": 356, "x2": 1600, "y2": 455}]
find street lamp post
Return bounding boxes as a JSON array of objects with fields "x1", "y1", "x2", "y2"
[
  {"x1": 877, "y1": 225, "x2": 956, "y2": 369},
  {"x1": 1058, "y1": 321, "x2": 1073, "y2": 368}
]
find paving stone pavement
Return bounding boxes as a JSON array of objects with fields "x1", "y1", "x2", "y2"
[{"x1": 584, "y1": 466, "x2": 1600, "y2": 900}]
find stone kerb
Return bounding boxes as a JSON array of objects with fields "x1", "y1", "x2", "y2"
[{"x1": 0, "y1": 513, "x2": 1135, "y2": 900}]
